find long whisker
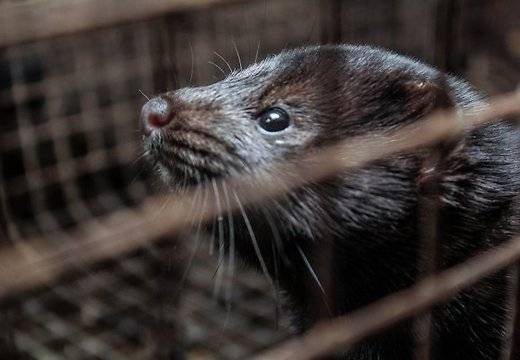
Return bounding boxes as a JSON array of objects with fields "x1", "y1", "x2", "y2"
[
  {"x1": 193, "y1": 183, "x2": 210, "y2": 259},
  {"x1": 261, "y1": 206, "x2": 290, "y2": 267},
  {"x1": 296, "y1": 244, "x2": 332, "y2": 316},
  {"x1": 271, "y1": 232, "x2": 281, "y2": 329},
  {"x1": 254, "y1": 40, "x2": 261, "y2": 64},
  {"x1": 214, "y1": 51, "x2": 233, "y2": 74},
  {"x1": 209, "y1": 214, "x2": 217, "y2": 255},
  {"x1": 129, "y1": 150, "x2": 151, "y2": 185},
  {"x1": 233, "y1": 40, "x2": 243, "y2": 71},
  {"x1": 172, "y1": 186, "x2": 207, "y2": 300},
  {"x1": 260, "y1": 206, "x2": 284, "y2": 317},
  {"x1": 159, "y1": 26, "x2": 177, "y2": 88},
  {"x1": 209, "y1": 61, "x2": 226, "y2": 77},
  {"x1": 206, "y1": 175, "x2": 216, "y2": 255},
  {"x1": 188, "y1": 41, "x2": 195, "y2": 84},
  {"x1": 222, "y1": 182, "x2": 235, "y2": 312},
  {"x1": 152, "y1": 189, "x2": 175, "y2": 223},
  {"x1": 211, "y1": 256, "x2": 224, "y2": 280},
  {"x1": 132, "y1": 149, "x2": 149, "y2": 165},
  {"x1": 212, "y1": 178, "x2": 226, "y2": 299},
  {"x1": 187, "y1": 187, "x2": 204, "y2": 230},
  {"x1": 138, "y1": 89, "x2": 150, "y2": 101},
  {"x1": 179, "y1": 170, "x2": 189, "y2": 196},
  {"x1": 212, "y1": 252, "x2": 225, "y2": 301},
  {"x1": 232, "y1": 190, "x2": 275, "y2": 290},
  {"x1": 194, "y1": 184, "x2": 209, "y2": 241}
]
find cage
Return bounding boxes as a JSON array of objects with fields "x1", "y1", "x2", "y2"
[{"x1": 0, "y1": 0, "x2": 519, "y2": 359}]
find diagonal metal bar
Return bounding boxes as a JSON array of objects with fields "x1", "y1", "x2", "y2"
[
  {"x1": 0, "y1": 91, "x2": 518, "y2": 301},
  {"x1": 254, "y1": 232, "x2": 520, "y2": 360}
]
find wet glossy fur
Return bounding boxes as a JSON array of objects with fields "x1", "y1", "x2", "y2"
[{"x1": 143, "y1": 45, "x2": 520, "y2": 359}]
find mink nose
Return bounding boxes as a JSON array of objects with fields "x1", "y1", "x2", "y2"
[{"x1": 140, "y1": 97, "x2": 172, "y2": 135}]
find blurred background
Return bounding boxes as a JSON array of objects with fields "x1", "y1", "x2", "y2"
[{"x1": 0, "y1": 0, "x2": 519, "y2": 359}]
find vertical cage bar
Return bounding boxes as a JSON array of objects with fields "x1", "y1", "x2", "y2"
[
  {"x1": 0, "y1": 172, "x2": 9, "y2": 242},
  {"x1": 318, "y1": 0, "x2": 343, "y2": 44},
  {"x1": 0, "y1": 301, "x2": 20, "y2": 360},
  {"x1": 149, "y1": 235, "x2": 188, "y2": 360},
  {"x1": 413, "y1": 145, "x2": 443, "y2": 360},
  {"x1": 434, "y1": 0, "x2": 460, "y2": 72},
  {"x1": 0, "y1": 175, "x2": 21, "y2": 359}
]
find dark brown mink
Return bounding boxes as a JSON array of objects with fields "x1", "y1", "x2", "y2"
[{"x1": 141, "y1": 45, "x2": 520, "y2": 359}]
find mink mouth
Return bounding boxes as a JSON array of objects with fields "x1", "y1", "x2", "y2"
[
  {"x1": 144, "y1": 129, "x2": 246, "y2": 187},
  {"x1": 145, "y1": 138, "x2": 222, "y2": 186}
]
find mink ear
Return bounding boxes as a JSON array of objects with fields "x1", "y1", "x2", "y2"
[{"x1": 401, "y1": 79, "x2": 455, "y2": 114}]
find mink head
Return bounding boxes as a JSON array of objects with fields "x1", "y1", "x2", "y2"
[{"x1": 141, "y1": 45, "x2": 456, "y2": 190}]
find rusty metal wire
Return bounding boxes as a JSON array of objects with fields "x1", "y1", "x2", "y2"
[
  {"x1": 0, "y1": 2, "x2": 345, "y2": 358},
  {"x1": 0, "y1": 1, "x2": 519, "y2": 359},
  {"x1": 255, "y1": 230, "x2": 520, "y2": 359},
  {"x1": 0, "y1": 89, "x2": 518, "y2": 359},
  {"x1": 0, "y1": 0, "x2": 249, "y2": 47},
  {"x1": 1, "y1": 90, "x2": 520, "y2": 298}
]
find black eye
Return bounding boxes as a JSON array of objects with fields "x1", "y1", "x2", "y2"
[{"x1": 257, "y1": 107, "x2": 291, "y2": 133}]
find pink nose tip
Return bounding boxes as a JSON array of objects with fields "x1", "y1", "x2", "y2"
[{"x1": 141, "y1": 97, "x2": 172, "y2": 135}]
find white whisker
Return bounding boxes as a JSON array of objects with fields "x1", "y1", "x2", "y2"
[
  {"x1": 222, "y1": 182, "x2": 235, "y2": 309},
  {"x1": 261, "y1": 206, "x2": 290, "y2": 266},
  {"x1": 296, "y1": 244, "x2": 332, "y2": 315},
  {"x1": 138, "y1": 89, "x2": 150, "y2": 101},
  {"x1": 254, "y1": 40, "x2": 261, "y2": 64},
  {"x1": 233, "y1": 41, "x2": 243, "y2": 71},
  {"x1": 188, "y1": 41, "x2": 195, "y2": 84},
  {"x1": 214, "y1": 51, "x2": 233, "y2": 74},
  {"x1": 212, "y1": 179, "x2": 225, "y2": 299},
  {"x1": 233, "y1": 190, "x2": 275, "y2": 290},
  {"x1": 259, "y1": 206, "x2": 284, "y2": 326},
  {"x1": 209, "y1": 61, "x2": 226, "y2": 77},
  {"x1": 171, "y1": 187, "x2": 204, "y2": 300}
]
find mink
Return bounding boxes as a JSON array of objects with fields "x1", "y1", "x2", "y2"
[{"x1": 141, "y1": 45, "x2": 520, "y2": 359}]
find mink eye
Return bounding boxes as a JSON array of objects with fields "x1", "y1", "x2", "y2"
[{"x1": 257, "y1": 107, "x2": 291, "y2": 133}]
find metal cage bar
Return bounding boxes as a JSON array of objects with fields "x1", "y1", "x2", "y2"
[{"x1": 0, "y1": 0, "x2": 519, "y2": 359}]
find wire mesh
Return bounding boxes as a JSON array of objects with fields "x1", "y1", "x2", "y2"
[
  {"x1": 0, "y1": 0, "x2": 519, "y2": 359},
  {"x1": 8, "y1": 246, "x2": 290, "y2": 360},
  {"x1": 0, "y1": 1, "x2": 319, "y2": 358},
  {"x1": 0, "y1": 22, "x2": 155, "y2": 239}
]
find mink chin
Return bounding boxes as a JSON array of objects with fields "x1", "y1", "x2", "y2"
[{"x1": 141, "y1": 45, "x2": 520, "y2": 359}]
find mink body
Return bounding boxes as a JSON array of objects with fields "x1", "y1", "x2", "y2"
[{"x1": 141, "y1": 45, "x2": 520, "y2": 359}]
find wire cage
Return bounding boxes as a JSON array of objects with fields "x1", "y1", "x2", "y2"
[
  {"x1": 0, "y1": 0, "x2": 519, "y2": 359},
  {"x1": 0, "y1": 1, "x2": 329, "y2": 358}
]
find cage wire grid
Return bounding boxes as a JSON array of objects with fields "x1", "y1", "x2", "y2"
[
  {"x1": 1, "y1": 0, "x2": 520, "y2": 359},
  {"x1": 0, "y1": 10, "x2": 293, "y2": 360}
]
